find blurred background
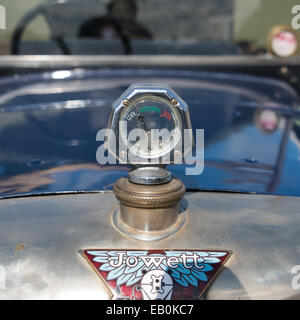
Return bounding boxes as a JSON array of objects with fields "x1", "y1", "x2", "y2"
[{"x1": 0, "y1": 0, "x2": 299, "y2": 55}]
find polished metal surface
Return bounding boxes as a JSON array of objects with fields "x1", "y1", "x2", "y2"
[
  {"x1": 112, "y1": 205, "x2": 187, "y2": 242},
  {"x1": 2, "y1": 55, "x2": 300, "y2": 69},
  {"x1": 112, "y1": 177, "x2": 185, "y2": 240},
  {"x1": 0, "y1": 191, "x2": 299, "y2": 299},
  {"x1": 128, "y1": 167, "x2": 171, "y2": 185}
]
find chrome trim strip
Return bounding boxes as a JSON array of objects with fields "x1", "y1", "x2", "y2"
[{"x1": 1, "y1": 55, "x2": 300, "y2": 68}]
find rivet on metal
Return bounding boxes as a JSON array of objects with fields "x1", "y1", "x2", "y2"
[
  {"x1": 171, "y1": 99, "x2": 179, "y2": 106},
  {"x1": 123, "y1": 99, "x2": 130, "y2": 106}
]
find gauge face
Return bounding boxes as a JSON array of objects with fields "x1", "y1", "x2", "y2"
[
  {"x1": 119, "y1": 95, "x2": 182, "y2": 159},
  {"x1": 268, "y1": 26, "x2": 298, "y2": 57}
]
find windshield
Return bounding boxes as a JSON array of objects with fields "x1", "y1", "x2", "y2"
[
  {"x1": 0, "y1": 0, "x2": 299, "y2": 56},
  {"x1": 0, "y1": 68, "x2": 300, "y2": 198}
]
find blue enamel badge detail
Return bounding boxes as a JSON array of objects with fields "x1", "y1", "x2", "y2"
[{"x1": 81, "y1": 249, "x2": 232, "y2": 300}]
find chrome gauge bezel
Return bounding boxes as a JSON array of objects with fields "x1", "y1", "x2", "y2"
[{"x1": 107, "y1": 84, "x2": 192, "y2": 165}]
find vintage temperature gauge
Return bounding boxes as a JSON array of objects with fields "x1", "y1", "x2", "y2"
[
  {"x1": 119, "y1": 94, "x2": 182, "y2": 160},
  {"x1": 107, "y1": 84, "x2": 192, "y2": 240},
  {"x1": 107, "y1": 84, "x2": 192, "y2": 184}
]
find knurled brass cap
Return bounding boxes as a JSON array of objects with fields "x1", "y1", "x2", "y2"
[{"x1": 113, "y1": 177, "x2": 186, "y2": 208}]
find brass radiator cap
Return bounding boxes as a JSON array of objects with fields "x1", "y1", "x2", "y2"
[
  {"x1": 113, "y1": 177, "x2": 185, "y2": 208},
  {"x1": 112, "y1": 177, "x2": 187, "y2": 241}
]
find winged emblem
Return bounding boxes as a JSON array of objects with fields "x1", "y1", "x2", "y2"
[{"x1": 81, "y1": 249, "x2": 231, "y2": 300}]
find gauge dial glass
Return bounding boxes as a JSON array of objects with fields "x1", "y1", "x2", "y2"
[
  {"x1": 268, "y1": 26, "x2": 298, "y2": 57},
  {"x1": 271, "y1": 30, "x2": 298, "y2": 57},
  {"x1": 120, "y1": 95, "x2": 182, "y2": 158}
]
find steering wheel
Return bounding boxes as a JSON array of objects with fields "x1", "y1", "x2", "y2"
[
  {"x1": 11, "y1": 0, "x2": 132, "y2": 55},
  {"x1": 78, "y1": 15, "x2": 132, "y2": 54}
]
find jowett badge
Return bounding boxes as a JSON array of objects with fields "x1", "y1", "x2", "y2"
[{"x1": 80, "y1": 249, "x2": 232, "y2": 300}]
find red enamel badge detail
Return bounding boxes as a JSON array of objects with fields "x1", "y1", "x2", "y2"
[{"x1": 81, "y1": 249, "x2": 232, "y2": 300}]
